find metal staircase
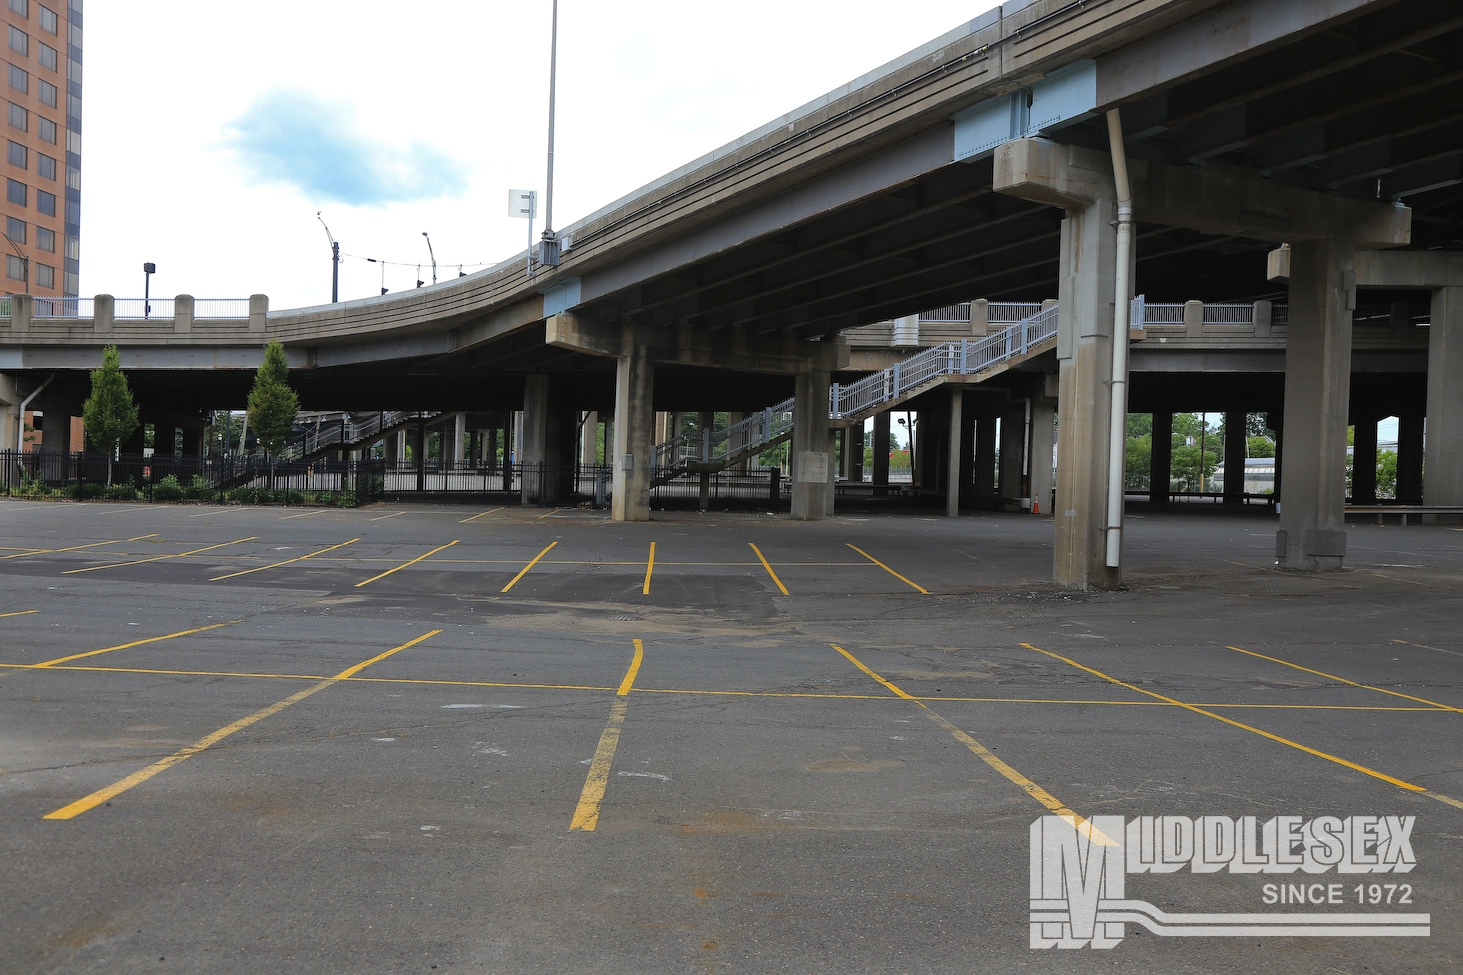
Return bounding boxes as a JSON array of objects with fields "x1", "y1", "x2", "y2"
[{"x1": 282, "y1": 411, "x2": 441, "y2": 460}]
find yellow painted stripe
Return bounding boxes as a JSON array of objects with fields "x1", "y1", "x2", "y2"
[
  {"x1": 1, "y1": 534, "x2": 158, "y2": 560},
  {"x1": 749, "y1": 543, "x2": 788, "y2": 595},
  {"x1": 619, "y1": 639, "x2": 644, "y2": 696},
  {"x1": 1, "y1": 662, "x2": 614, "y2": 692},
  {"x1": 846, "y1": 544, "x2": 928, "y2": 593},
  {"x1": 0, "y1": 609, "x2": 39, "y2": 619},
  {"x1": 1021, "y1": 643, "x2": 1452, "y2": 803},
  {"x1": 1227, "y1": 644, "x2": 1463, "y2": 714},
  {"x1": 570, "y1": 700, "x2": 627, "y2": 832},
  {"x1": 460, "y1": 507, "x2": 506, "y2": 523},
  {"x1": 1392, "y1": 638, "x2": 1463, "y2": 659},
  {"x1": 354, "y1": 540, "x2": 458, "y2": 587},
  {"x1": 368, "y1": 511, "x2": 406, "y2": 521},
  {"x1": 43, "y1": 630, "x2": 441, "y2": 820},
  {"x1": 830, "y1": 643, "x2": 1110, "y2": 844},
  {"x1": 279, "y1": 509, "x2": 328, "y2": 520},
  {"x1": 642, "y1": 543, "x2": 656, "y2": 595},
  {"x1": 210, "y1": 538, "x2": 361, "y2": 581},
  {"x1": 570, "y1": 640, "x2": 644, "y2": 831},
  {"x1": 501, "y1": 541, "x2": 557, "y2": 592},
  {"x1": 61, "y1": 536, "x2": 258, "y2": 574},
  {"x1": 33, "y1": 621, "x2": 237, "y2": 667},
  {"x1": 536, "y1": 508, "x2": 566, "y2": 520}
]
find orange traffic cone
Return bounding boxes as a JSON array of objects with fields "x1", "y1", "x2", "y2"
[{"x1": 1032, "y1": 498, "x2": 1040, "y2": 514}]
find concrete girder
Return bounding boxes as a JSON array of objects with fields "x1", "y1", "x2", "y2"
[
  {"x1": 545, "y1": 312, "x2": 845, "y2": 375},
  {"x1": 995, "y1": 138, "x2": 1411, "y2": 247}
]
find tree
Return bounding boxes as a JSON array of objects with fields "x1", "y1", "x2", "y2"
[
  {"x1": 246, "y1": 340, "x2": 300, "y2": 458},
  {"x1": 1247, "y1": 435, "x2": 1276, "y2": 458},
  {"x1": 82, "y1": 345, "x2": 140, "y2": 486}
]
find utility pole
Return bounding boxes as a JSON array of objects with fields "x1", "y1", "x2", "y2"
[
  {"x1": 422, "y1": 232, "x2": 437, "y2": 285},
  {"x1": 143, "y1": 262, "x2": 155, "y2": 319},
  {"x1": 539, "y1": 0, "x2": 561, "y2": 267},
  {"x1": 317, "y1": 212, "x2": 340, "y2": 303}
]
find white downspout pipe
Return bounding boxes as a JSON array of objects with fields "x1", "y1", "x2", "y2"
[
  {"x1": 15, "y1": 373, "x2": 54, "y2": 453},
  {"x1": 1104, "y1": 108, "x2": 1133, "y2": 569}
]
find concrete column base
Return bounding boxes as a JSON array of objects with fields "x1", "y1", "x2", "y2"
[
  {"x1": 611, "y1": 340, "x2": 654, "y2": 522},
  {"x1": 790, "y1": 370, "x2": 831, "y2": 520}
]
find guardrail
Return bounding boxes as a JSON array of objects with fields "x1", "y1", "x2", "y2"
[
  {"x1": 31, "y1": 296, "x2": 93, "y2": 318},
  {"x1": 113, "y1": 298, "x2": 175, "y2": 320},
  {"x1": 193, "y1": 299, "x2": 252, "y2": 320},
  {"x1": 654, "y1": 399, "x2": 794, "y2": 469}
]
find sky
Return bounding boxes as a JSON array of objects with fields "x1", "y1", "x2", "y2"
[{"x1": 81, "y1": 1, "x2": 1003, "y2": 311}]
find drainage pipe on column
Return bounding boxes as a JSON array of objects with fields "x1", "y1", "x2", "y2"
[
  {"x1": 14, "y1": 373, "x2": 54, "y2": 453},
  {"x1": 1104, "y1": 108, "x2": 1133, "y2": 569}
]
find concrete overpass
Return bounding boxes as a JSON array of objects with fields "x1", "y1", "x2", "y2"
[{"x1": 3, "y1": 0, "x2": 1462, "y2": 588}]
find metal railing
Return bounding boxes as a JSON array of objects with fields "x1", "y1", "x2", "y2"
[
  {"x1": 831, "y1": 303, "x2": 1060, "y2": 420},
  {"x1": 919, "y1": 302, "x2": 970, "y2": 323},
  {"x1": 284, "y1": 410, "x2": 441, "y2": 458},
  {"x1": 113, "y1": 298, "x2": 174, "y2": 320},
  {"x1": 1140, "y1": 302, "x2": 1185, "y2": 324},
  {"x1": 30, "y1": 296, "x2": 93, "y2": 318},
  {"x1": 654, "y1": 398, "x2": 795, "y2": 470},
  {"x1": 1204, "y1": 302, "x2": 1258, "y2": 325},
  {"x1": 988, "y1": 301, "x2": 1045, "y2": 323},
  {"x1": 194, "y1": 298, "x2": 252, "y2": 320}
]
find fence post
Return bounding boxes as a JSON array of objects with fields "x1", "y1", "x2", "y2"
[
  {"x1": 174, "y1": 294, "x2": 194, "y2": 335},
  {"x1": 94, "y1": 293, "x2": 114, "y2": 335},
  {"x1": 769, "y1": 468, "x2": 780, "y2": 506},
  {"x1": 11, "y1": 293, "x2": 30, "y2": 335},
  {"x1": 891, "y1": 362, "x2": 901, "y2": 399},
  {"x1": 249, "y1": 294, "x2": 269, "y2": 335},
  {"x1": 960, "y1": 339, "x2": 969, "y2": 374},
  {"x1": 831, "y1": 382, "x2": 840, "y2": 419}
]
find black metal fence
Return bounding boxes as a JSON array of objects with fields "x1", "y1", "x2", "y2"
[
  {"x1": 0, "y1": 451, "x2": 384, "y2": 506},
  {"x1": 651, "y1": 467, "x2": 785, "y2": 511}
]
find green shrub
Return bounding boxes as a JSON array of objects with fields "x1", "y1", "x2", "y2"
[
  {"x1": 182, "y1": 475, "x2": 218, "y2": 502},
  {"x1": 75, "y1": 483, "x2": 104, "y2": 499},
  {"x1": 152, "y1": 474, "x2": 184, "y2": 502},
  {"x1": 335, "y1": 490, "x2": 357, "y2": 508},
  {"x1": 104, "y1": 483, "x2": 139, "y2": 501}
]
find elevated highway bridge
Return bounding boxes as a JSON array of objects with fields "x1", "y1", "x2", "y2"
[{"x1": 3, "y1": 0, "x2": 1462, "y2": 587}]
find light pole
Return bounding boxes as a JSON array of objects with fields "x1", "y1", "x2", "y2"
[
  {"x1": 422, "y1": 232, "x2": 437, "y2": 285},
  {"x1": 143, "y1": 262, "x2": 155, "y2": 319},
  {"x1": 539, "y1": 0, "x2": 561, "y2": 267},
  {"x1": 317, "y1": 212, "x2": 340, "y2": 303},
  {"x1": 1, "y1": 230, "x2": 29, "y2": 292}
]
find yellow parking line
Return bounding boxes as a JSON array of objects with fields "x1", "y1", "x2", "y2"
[
  {"x1": 1022, "y1": 642, "x2": 1463, "y2": 810},
  {"x1": 368, "y1": 511, "x2": 406, "y2": 522},
  {"x1": 0, "y1": 609, "x2": 39, "y2": 619},
  {"x1": 33, "y1": 621, "x2": 238, "y2": 667},
  {"x1": 571, "y1": 640, "x2": 644, "y2": 832},
  {"x1": 1392, "y1": 638, "x2": 1463, "y2": 659},
  {"x1": 501, "y1": 541, "x2": 557, "y2": 593},
  {"x1": 536, "y1": 508, "x2": 566, "y2": 520},
  {"x1": 354, "y1": 540, "x2": 458, "y2": 587},
  {"x1": 211, "y1": 538, "x2": 361, "y2": 581},
  {"x1": 642, "y1": 542, "x2": 656, "y2": 595},
  {"x1": 0, "y1": 661, "x2": 616, "y2": 692},
  {"x1": 1, "y1": 534, "x2": 158, "y2": 560},
  {"x1": 1227, "y1": 645, "x2": 1463, "y2": 714},
  {"x1": 460, "y1": 507, "x2": 506, "y2": 524},
  {"x1": 43, "y1": 630, "x2": 442, "y2": 820},
  {"x1": 61, "y1": 537, "x2": 259, "y2": 575},
  {"x1": 847, "y1": 544, "x2": 928, "y2": 593},
  {"x1": 830, "y1": 643, "x2": 1107, "y2": 841},
  {"x1": 279, "y1": 509, "x2": 328, "y2": 520},
  {"x1": 748, "y1": 543, "x2": 788, "y2": 595}
]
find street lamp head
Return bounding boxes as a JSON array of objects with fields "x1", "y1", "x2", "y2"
[{"x1": 143, "y1": 262, "x2": 156, "y2": 274}]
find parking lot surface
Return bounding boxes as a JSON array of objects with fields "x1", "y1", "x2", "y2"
[{"x1": 0, "y1": 498, "x2": 1459, "y2": 973}]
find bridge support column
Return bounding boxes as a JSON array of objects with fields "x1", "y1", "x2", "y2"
[
  {"x1": 946, "y1": 389, "x2": 963, "y2": 517},
  {"x1": 1223, "y1": 411, "x2": 1247, "y2": 503},
  {"x1": 1052, "y1": 194, "x2": 1120, "y2": 588},
  {"x1": 1352, "y1": 414, "x2": 1378, "y2": 504},
  {"x1": 1425, "y1": 286, "x2": 1463, "y2": 517},
  {"x1": 975, "y1": 414, "x2": 996, "y2": 501},
  {"x1": 442, "y1": 413, "x2": 466, "y2": 465},
  {"x1": 0, "y1": 373, "x2": 17, "y2": 454},
  {"x1": 1031, "y1": 396, "x2": 1056, "y2": 516},
  {"x1": 698, "y1": 411, "x2": 713, "y2": 512},
  {"x1": 1277, "y1": 239, "x2": 1355, "y2": 570},
  {"x1": 612, "y1": 339, "x2": 654, "y2": 522},
  {"x1": 582, "y1": 412, "x2": 599, "y2": 466},
  {"x1": 1397, "y1": 413, "x2": 1424, "y2": 505},
  {"x1": 999, "y1": 402, "x2": 1026, "y2": 505},
  {"x1": 871, "y1": 411, "x2": 890, "y2": 490},
  {"x1": 790, "y1": 369, "x2": 830, "y2": 520},
  {"x1": 521, "y1": 377, "x2": 576, "y2": 505},
  {"x1": 1150, "y1": 412, "x2": 1172, "y2": 503}
]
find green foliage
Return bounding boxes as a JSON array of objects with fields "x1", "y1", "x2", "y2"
[
  {"x1": 1247, "y1": 435, "x2": 1276, "y2": 458},
  {"x1": 1126, "y1": 413, "x2": 1154, "y2": 438},
  {"x1": 1377, "y1": 449, "x2": 1399, "y2": 498},
  {"x1": 1125, "y1": 434, "x2": 1151, "y2": 490},
  {"x1": 246, "y1": 341, "x2": 300, "y2": 457},
  {"x1": 104, "y1": 482, "x2": 140, "y2": 501},
  {"x1": 82, "y1": 346, "x2": 140, "y2": 484},
  {"x1": 182, "y1": 475, "x2": 218, "y2": 502},
  {"x1": 152, "y1": 474, "x2": 184, "y2": 501}
]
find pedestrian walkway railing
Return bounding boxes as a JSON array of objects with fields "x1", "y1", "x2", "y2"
[
  {"x1": 283, "y1": 410, "x2": 441, "y2": 459},
  {"x1": 654, "y1": 399, "x2": 795, "y2": 470}
]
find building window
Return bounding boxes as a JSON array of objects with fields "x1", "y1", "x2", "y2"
[
  {"x1": 8, "y1": 26, "x2": 27, "y2": 57},
  {"x1": 6, "y1": 254, "x2": 23, "y2": 281},
  {"x1": 7, "y1": 0, "x2": 27, "y2": 17},
  {"x1": 64, "y1": 127, "x2": 76, "y2": 153},
  {"x1": 35, "y1": 187, "x2": 53, "y2": 215},
  {"x1": 37, "y1": 41, "x2": 55, "y2": 71},
  {"x1": 63, "y1": 233, "x2": 75, "y2": 260},
  {"x1": 66, "y1": 57, "x2": 78, "y2": 84},
  {"x1": 36, "y1": 115, "x2": 54, "y2": 143},
  {"x1": 36, "y1": 225, "x2": 52, "y2": 252},
  {"x1": 66, "y1": 21, "x2": 77, "y2": 49},
  {"x1": 36, "y1": 152, "x2": 53, "y2": 179},
  {"x1": 38, "y1": 79, "x2": 56, "y2": 108},
  {"x1": 5, "y1": 216, "x2": 23, "y2": 243},
  {"x1": 7, "y1": 101, "x2": 24, "y2": 131},
  {"x1": 8, "y1": 63, "x2": 27, "y2": 94},
  {"x1": 37, "y1": 5, "x2": 56, "y2": 34},
  {"x1": 6, "y1": 139, "x2": 24, "y2": 167},
  {"x1": 63, "y1": 268, "x2": 75, "y2": 294},
  {"x1": 34, "y1": 261, "x2": 52, "y2": 289},
  {"x1": 6, "y1": 177, "x2": 24, "y2": 205},
  {"x1": 64, "y1": 162, "x2": 76, "y2": 189}
]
